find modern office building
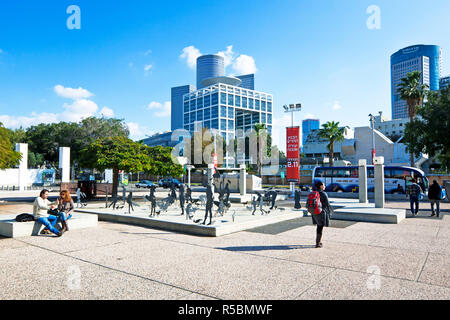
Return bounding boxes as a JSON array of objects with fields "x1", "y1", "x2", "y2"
[
  {"x1": 440, "y1": 76, "x2": 450, "y2": 90},
  {"x1": 391, "y1": 44, "x2": 441, "y2": 119},
  {"x1": 171, "y1": 85, "x2": 195, "y2": 131},
  {"x1": 237, "y1": 74, "x2": 255, "y2": 90},
  {"x1": 302, "y1": 119, "x2": 320, "y2": 147},
  {"x1": 196, "y1": 55, "x2": 225, "y2": 89}
]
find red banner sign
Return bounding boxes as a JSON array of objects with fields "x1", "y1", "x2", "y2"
[{"x1": 286, "y1": 127, "x2": 300, "y2": 183}]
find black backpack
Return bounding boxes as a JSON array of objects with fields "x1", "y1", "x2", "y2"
[{"x1": 15, "y1": 214, "x2": 35, "y2": 222}]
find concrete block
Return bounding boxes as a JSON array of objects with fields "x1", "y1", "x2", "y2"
[
  {"x1": 0, "y1": 213, "x2": 98, "y2": 238},
  {"x1": 332, "y1": 207, "x2": 406, "y2": 224}
]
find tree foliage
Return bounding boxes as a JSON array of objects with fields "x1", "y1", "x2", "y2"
[
  {"x1": 404, "y1": 86, "x2": 450, "y2": 171},
  {"x1": 0, "y1": 123, "x2": 22, "y2": 169},
  {"x1": 318, "y1": 121, "x2": 347, "y2": 167}
]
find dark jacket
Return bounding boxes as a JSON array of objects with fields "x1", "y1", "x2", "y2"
[
  {"x1": 428, "y1": 183, "x2": 442, "y2": 200},
  {"x1": 311, "y1": 190, "x2": 332, "y2": 227}
]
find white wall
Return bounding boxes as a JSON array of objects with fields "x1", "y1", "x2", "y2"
[{"x1": 0, "y1": 169, "x2": 56, "y2": 186}]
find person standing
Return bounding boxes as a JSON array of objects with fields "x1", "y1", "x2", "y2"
[
  {"x1": 55, "y1": 190, "x2": 73, "y2": 232},
  {"x1": 33, "y1": 189, "x2": 64, "y2": 237},
  {"x1": 428, "y1": 180, "x2": 443, "y2": 218},
  {"x1": 310, "y1": 182, "x2": 332, "y2": 248},
  {"x1": 406, "y1": 178, "x2": 423, "y2": 216}
]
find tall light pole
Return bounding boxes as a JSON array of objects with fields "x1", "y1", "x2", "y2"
[
  {"x1": 369, "y1": 114, "x2": 376, "y2": 165},
  {"x1": 284, "y1": 103, "x2": 302, "y2": 196}
]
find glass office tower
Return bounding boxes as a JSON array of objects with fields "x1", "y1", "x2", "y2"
[
  {"x1": 391, "y1": 45, "x2": 441, "y2": 119},
  {"x1": 302, "y1": 119, "x2": 320, "y2": 147},
  {"x1": 183, "y1": 83, "x2": 273, "y2": 166}
]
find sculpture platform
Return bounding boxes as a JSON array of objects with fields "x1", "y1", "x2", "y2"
[
  {"x1": 0, "y1": 213, "x2": 98, "y2": 238},
  {"x1": 75, "y1": 205, "x2": 305, "y2": 237}
]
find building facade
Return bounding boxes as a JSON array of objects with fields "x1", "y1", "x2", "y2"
[
  {"x1": 372, "y1": 111, "x2": 409, "y2": 141},
  {"x1": 440, "y1": 76, "x2": 450, "y2": 90},
  {"x1": 391, "y1": 45, "x2": 441, "y2": 119},
  {"x1": 196, "y1": 55, "x2": 225, "y2": 89},
  {"x1": 171, "y1": 85, "x2": 195, "y2": 131},
  {"x1": 302, "y1": 119, "x2": 320, "y2": 147}
]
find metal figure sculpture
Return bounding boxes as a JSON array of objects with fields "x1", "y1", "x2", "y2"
[
  {"x1": 179, "y1": 183, "x2": 185, "y2": 216},
  {"x1": 145, "y1": 185, "x2": 157, "y2": 217},
  {"x1": 202, "y1": 184, "x2": 214, "y2": 225},
  {"x1": 265, "y1": 188, "x2": 278, "y2": 210},
  {"x1": 126, "y1": 191, "x2": 135, "y2": 214}
]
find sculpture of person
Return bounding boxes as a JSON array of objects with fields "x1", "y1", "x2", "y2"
[
  {"x1": 266, "y1": 188, "x2": 278, "y2": 210},
  {"x1": 251, "y1": 195, "x2": 258, "y2": 215},
  {"x1": 258, "y1": 192, "x2": 268, "y2": 215},
  {"x1": 122, "y1": 186, "x2": 127, "y2": 204},
  {"x1": 170, "y1": 183, "x2": 177, "y2": 201},
  {"x1": 186, "y1": 186, "x2": 193, "y2": 204},
  {"x1": 202, "y1": 184, "x2": 214, "y2": 225},
  {"x1": 148, "y1": 185, "x2": 157, "y2": 217},
  {"x1": 179, "y1": 183, "x2": 185, "y2": 216},
  {"x1": 127, "y1": 191, "x2": 134, "y2": 214},
  {"x1": 224, "y1": 180, "x2": 231, "y2": 206}
]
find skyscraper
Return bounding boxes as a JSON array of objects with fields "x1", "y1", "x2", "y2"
[
  {"x1": 302, "y1": 119, "x2": 320, "y2": 147},
  {"x1": 440, "y1": 76, "x2": 450, "y2": 90},
  {"x1": 196, "y1": 55, "x2": 225, "y2": 89},
  {"x1": 391, "y1": 45, "x2": 441, "y2": 119},
  {"x1": 171, "y1": 85, "x2": 195, "y2": 131}
]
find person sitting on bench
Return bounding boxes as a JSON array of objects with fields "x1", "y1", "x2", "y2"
[
  {"x1": 33, "y1": 189, "x2": 65, "y2": 237},
  {"x1": 55, "y1": 190, "x2": 73, "y2": 232}
]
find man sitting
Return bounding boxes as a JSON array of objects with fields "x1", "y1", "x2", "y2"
[{"x1": 33, "y1": 189, "x2": 65, "y2": 237}]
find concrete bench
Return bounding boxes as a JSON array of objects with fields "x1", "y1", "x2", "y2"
[{"x1": 0, "y1": 213, "x2": 98, "y2": 238}]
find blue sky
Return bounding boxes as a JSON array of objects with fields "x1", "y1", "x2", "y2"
[{"x1": 1, "y1": 0, "x2": 449, "y2": 148}]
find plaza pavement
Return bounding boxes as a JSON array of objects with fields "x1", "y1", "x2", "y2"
[{"x1": 0, "y1": 199, "x2": 449, "y2": 300}]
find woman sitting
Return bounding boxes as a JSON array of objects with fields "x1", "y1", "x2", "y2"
[
  {"x1": 33, "y1": 189, "x2": 64, "y2": 237},
  {"x1": 56, "y1": 190, "x2": 74, "y2": 232}
]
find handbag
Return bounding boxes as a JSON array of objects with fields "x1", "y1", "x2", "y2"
[{"x1": 47, "y1": 209, "x2": 60, "y2": 216}]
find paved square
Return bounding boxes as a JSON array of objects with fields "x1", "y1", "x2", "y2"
[{"x1": 1, "y1": 200, "x2": 449, "y2": 300}]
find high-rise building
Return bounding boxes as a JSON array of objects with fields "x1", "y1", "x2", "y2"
[
  {"x1": 391, "y1": 45, "x2": 441, "y2": 119},
  {"x1": 440, "y1": 76, "x2": 450, "y2": 90},
  {"x1": 196, "y1": 55, "x2": 225, "y2": 89},
  {"x1": 171, "y1": 85, "x2": 196, "y2": 131},
  {"x1": 236, "y1": 74, "x2": 255, "y2": 90},
  {"x1": 302, "y1": 119, "x2": 320, "y2": 146}
]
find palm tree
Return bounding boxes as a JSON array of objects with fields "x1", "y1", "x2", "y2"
[
  {"x1": 317, "y1": 121, "x2": 347, "y2": 167},
  {"x1": 253, "y1": 123, "x2": 268, "y2": 177},
  {"x1": 398, "y1": 71, "x2": 429, "y2": 167}
]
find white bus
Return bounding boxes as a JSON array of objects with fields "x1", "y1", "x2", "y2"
[{"x1": 312, "y1": 166, "x2": 429, "y2": 194}]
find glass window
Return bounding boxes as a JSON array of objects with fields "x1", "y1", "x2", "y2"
[
  {"x1": 267, "y1": 125, "x2": 272, "y2": 135},
  {"x1": 184, "y1": 101, "x2": 189, "y2": 113},
  {"x1": 197, "y1": 97, "x2": 203, "y2": 109},
  {"x1": 190, "y1": 99, "x2": 196, "y2": 110},
  {"x1": 184, "y1": 113, "x2": 190, "y2": 124},
  {"x1": 212, "y1": 93, "x2": 218, "y2": 105},
  {"x1": 211, "y1": 106, "x2": 218, "y2": 118},
  {"x1": 235, "y1": 96, "x2": 241, "y2": 107},
  {"x1": 189, "y1": 124, "x2": 194, "y2": 132},
  {"x1": 221, "y1": 106, "x2": 227, "y2": 118},
  {"x1": 228, "y1": 120, "x2": 234, "y2": 130},
  {"x1": 252, "y1": 113, "x2": 260, "y2": 123},
  {"x1": 220, "y1": 93, "x2": 227, "y2": 104},
  {"x1": 220, "y1": 119, "x2": 227, "y2": 131},
  {"x1": 211, "y1": 119, "x2": 219, "y2": 129},
  {"x1": 242, "y1": 97, "x2": 248, "y2": 108},
  {"x1": 261, "y1": 113, "x2": 266, "y2": 124},
  {"x1": 204, "y1": 95, "x2": 211, "y2": 107},
  {"x1": 255, "y1": 100, "x2": 260, "y2": 110},
  {"x1": 267, "y1": 102, "x2": 272, "y2": 112},
  {"x1": 261, "y1": 101, "x2": 266, "y2": 111},
  {"x1": 267, "y1": 114, "x2": 272, "y2": 124},
  {"x1": 350, "y1": 168, "x2": 359, "y2": 178},
  {"x1": 368, "y1": 168, "x2": 374, "y2": 178},
  {"x1": 203, "y1": 120, "x2": 210, "y2": 129},
  {"x1": 228, "y1": 94, "x2": 234, "y2": 106},
  {"x1": 228, "y1": 107, "x2": 234, "y2": 118},
  {"x1": 197, "y1": 110, "x2": 203, "y2": 121},
  {"x1": 184, "y1": 125, "x2": 190, "y2": 131},
  {"x1": 248, "y1": 98, "x2": 254, "y2": 109},
  {"x1": 190, "y1": 112, "x2": 196, "y2": 122},
  {"x1": 204, "y1": 108, "x2": 211, "y2": 120}
]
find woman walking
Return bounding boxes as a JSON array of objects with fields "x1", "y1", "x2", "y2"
[{"x1": 311, "y1": 181, "x2": 333, "y2": 248}]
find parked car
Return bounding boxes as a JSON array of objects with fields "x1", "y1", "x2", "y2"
[
  {"x1": 158, "y1": 178, "x2": 181, "y2": 189},
  {"x1": 135, "y1": 180, "x2": 156, "y2": 188}
]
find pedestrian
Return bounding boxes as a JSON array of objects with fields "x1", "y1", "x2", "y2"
[
  {"x1": 310, "y1": 181, "x2": 332, "y2": 248},
  {"x1": 251, "y1": 196, "x2": 257, "y2": 215},
  {"x1": 33, "y1": 189, "x2": 64, "y2": 237},
  {"x1": 428, "y1": 180, "x2": 443, "y2": 218},
  {"x1": 406, "y1": 178, "x2": 423, "y2": 216}
]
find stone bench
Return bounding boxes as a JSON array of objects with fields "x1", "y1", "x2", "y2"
[{"x1": 0, "y1": 213, "x2": 98, "y2": 238}]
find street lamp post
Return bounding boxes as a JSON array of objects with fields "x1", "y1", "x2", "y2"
[
  {"x1": 284, "y1": 103, "x2": 302, "y2": 196},
  {"x1": 369, "y1": 114, "x2": 376, "y2": 165}
]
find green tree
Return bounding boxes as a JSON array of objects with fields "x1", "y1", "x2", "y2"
[
  {"x1": 79, "y1": 136, "x2": 153, "y2": 197},
  {"x1": 398, "y1": 71, "x2": 429, "y2": 167},
  {"x1": 404, "y1": 86, "x2": 450, "y2": 171},
  {"x1": 146, "y1": 145, "x2": 184, "y2": 178},
  {"x1": 0, "y1": 123, "x2": 22, "y2": 169},
  {"x1": 318, "y1": 121, "x2": 347, "y2": 167}
]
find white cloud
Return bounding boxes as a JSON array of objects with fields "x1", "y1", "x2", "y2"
[
  {"x1": 217, "y1": 45, "x2": 235, "y2": 68},
  {"x1": 54, "y1": 84, "x2": 94, "y2": 100},
  {"x1": 0, "y1": 113, "x2": 59, "y2": 129},
  {"x1": 303, "y1": 113, "x2": 317, "y2": 120},
  {"x1": 143, "y1": 49, "x2": 152, "y2": 56},
  {"x1": 232, "y1": 54, "x2": 257, "y2": 75},
  {"x1": 126, "y1": 122, "x2": 154, "y2": 141},
  {"x1": 100, "y1": 106, "x2": 114, "y2": 118},
  {"x1": 180, "y1": 46, "x2": 202, "y2": 69},
  {"x1": 60, "y1": 99, "x2": 99, "y2": 122},
  {"x1": 148, "y1": 101, "x2": 171, "y2": 118},
  {"x1": 144, "y1": 64, "x2": 152, "y2": 72},
  {"x1": 332, "y1": 101, "x2": 342, "y2": 110}
]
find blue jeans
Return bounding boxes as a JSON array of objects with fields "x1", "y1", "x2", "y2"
[
  {"x1": 37, "y1": 212, "x2": 70, "y2": 235},
  {"x1": 410, "y1": 196, "x2": 419, "y2": 215}
]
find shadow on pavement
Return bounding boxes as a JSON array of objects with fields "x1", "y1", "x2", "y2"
[{"x1": 217, "y1": 245, "x2": 316, "y2": 252}]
